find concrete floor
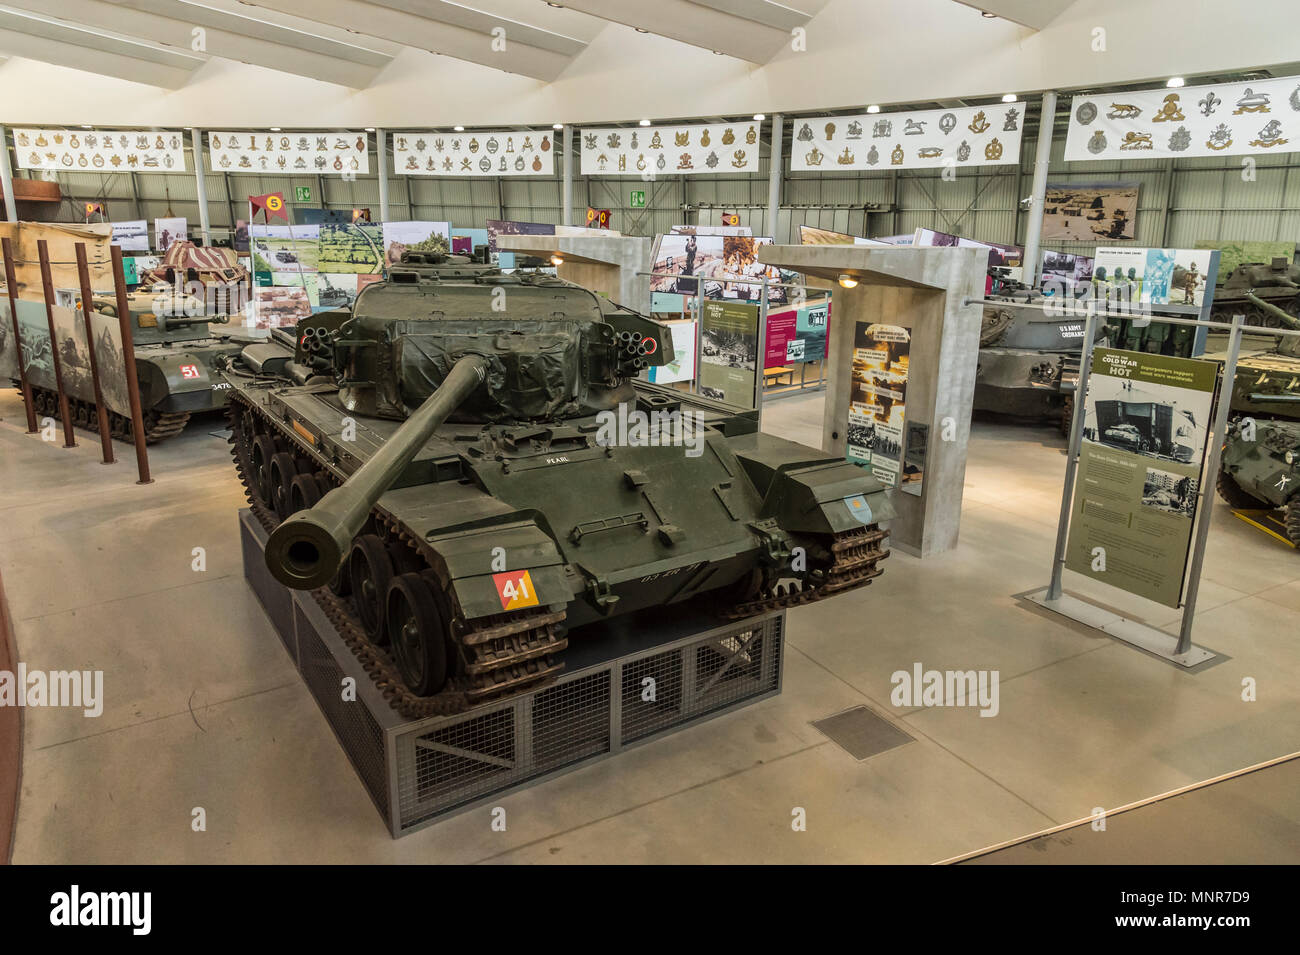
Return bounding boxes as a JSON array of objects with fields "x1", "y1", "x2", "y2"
[{"x1": 2, "y1": 386, "x2": 1298, "y2": 863}]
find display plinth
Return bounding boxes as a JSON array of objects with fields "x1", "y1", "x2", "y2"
[
  {"x1": 240, "y1": 510, "x2": 784, "y2": 838},
  {"x1": 758, "y1": 245, "x2": 988, "y2": 558},
  {"x1": 495, "y1": 234, "x2": 652, "y2": 314}
]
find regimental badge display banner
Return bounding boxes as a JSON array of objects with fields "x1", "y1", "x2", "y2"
[
  {"x1": 210, "y1": 131, "x2": 369, "y2": 175},
  {"x1": 1065, "y1": 348, "x2": 1218, "y2": 608},
  {"x1": 580, "y1": 123, "x2": 762, "y2": 176},
  {"x1": 392, "y1": 130, "x2": 555, "y2": 176},
  {"x1": 789, "y1": 105, "x2": 1023, "y2": 172},
  {"x1": 1064, "y1": 76, "x2": 1300, "y2": 160},
  {"x1": 846, "y1": 322, "x2": 910, "y2": 485},
  {"x1": 14, "y1": 128, "x2": 186, "y2": 172}
]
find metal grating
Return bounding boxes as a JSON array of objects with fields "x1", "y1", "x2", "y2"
[
  {"x1": 294, "y1": 605, "x2": 390, "y2": 822},
  {"x1": 812, "y1": 705, "x2": 914, "y2": 761},
  {"x1": 240, "y1": 511, "x2": 783, "y2": 837}
]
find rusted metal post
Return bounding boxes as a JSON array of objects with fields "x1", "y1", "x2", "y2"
[
  {"x1": 35, "y1": 239, "x2": 76, "y2": 448},
  {"x1": 110, "y1": 245, "x2": 153, "y2": 484},
  {"x1": 74, "y1": 243, "x2": 114, "y2": 464},
  {"x1": 0, "y1": 236, "x2": 37, "y2": 433}
]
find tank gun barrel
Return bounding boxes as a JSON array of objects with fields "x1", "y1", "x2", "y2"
[
  {"x1": 264, "y1": 353, "x2": 489, "y2": 589},
  {"x1": 1245, "y1": 292, "x2": 1300, "y2": 330},
  {"x1": 1248, "y1": 392, "x2": 1300, "y2": 403},
  {"x1": 159, "y1": 313, "x2": 230, "y2": 329}
]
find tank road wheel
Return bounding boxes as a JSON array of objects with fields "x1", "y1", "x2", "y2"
[
  {"x1": 269, "y1": 452, "x2": 300, "y2": 520},
  {"x1": 349, "y1": 535, "x2": 395, "y2": 644},
  {"x1": 385, "y1": 573, "x2": 449, "y2": 696},
  {"x1": 249, "y1": 435, "x2": 278, "y2": 510},
  {"x1": 1286, "y1": 501, "x2": 1300, "y2": 548},
  {"x1": 1060, "y1": 394, "x2": 1074, "y2": 439},
  {"x1": 287, "y1": 473, "x2": 321, "y2": 515},
  {"x1": 1215, "y1": 469, "x2": 1270, "y2": 510}
]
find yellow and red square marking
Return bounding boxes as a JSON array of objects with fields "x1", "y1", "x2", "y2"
[{"x1": 493, "y1": 569, "x2": 540, "y2": 611}]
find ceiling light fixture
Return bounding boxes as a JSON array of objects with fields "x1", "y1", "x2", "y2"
[
  {"x1": 635, "y1": 27, "x2": 648, "y2": 33},
  {"x1": 838, "y1": 274, "x2": 859, "y2": 289},
  {"x1": 553, "y1": 123, "x2": 564, "y2": 130},
  {"x1": 981, "y1": 10, "x2": 996, "y2": 17},
  {"x1": 1167, "y1": 76, "x2": 1185, "y2": 88},
  {"x1": 753, "y1": 113, "x2": 765, "y2": 121},
  {"x1": 866, "y1": 105, "x2": 880, "y2": 114},
  {"x1": 639, "y1": 119, "x2": 651, "y2": 126},
  {"x1": 712, "y1": 50, "x2": 724, "y2": 55},
  {"x1": 454, "y1": 125, "x2": 465, "y2": 131},
  {"x1": 364, "y1": 127, "x2": 375, "y2": 132},
  {"x1": 550, "y1": 254, "x2": 564, "y2": 266},
  {"x1": 80, "y1": 124, "x2": 94, "y2": 129},
  {"x1": 1001, "y1": 94, "x2": 1017, "y2": 103},
  {"x1": 270, "y1": 127, "x2": 281, "y2": 131}
]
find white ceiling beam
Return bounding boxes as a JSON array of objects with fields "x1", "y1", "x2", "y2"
[
  {"x1": 247, "y1": 0, "x2": 573, "y2": 80},
  {"x1": 555, "y1": 0, "x2": 789, "y2": 62},
  {"x1": 6, "y1": 0, "x2": 388, "y2": 87},
  {"x1": 951, "y1": 0, "x2": 1076, "y2": 30},
  {"x1": 358, "y1": 0, "x2": 586, "y2": 56},
  {"x1": 0, "y1": 27, "x2": 197, "y2": 87},
  {"x1": 684, "y1": 0, "x2": 813, "y2": 32}
]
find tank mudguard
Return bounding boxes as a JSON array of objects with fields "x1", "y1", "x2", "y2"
[
  {"x1": 427, "y1": 520, "x2": 571, "y2": 621},
  {"x1": 732, "y1": 435, "x2": 896, "y2": 535},
  {"x1": 136, "y1": 351, "x2": 220, "y2": 410}
]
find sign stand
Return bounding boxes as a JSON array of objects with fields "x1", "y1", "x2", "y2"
[{"x1": 1026, "y1": 305, "x2": 1245, "y2": 667}]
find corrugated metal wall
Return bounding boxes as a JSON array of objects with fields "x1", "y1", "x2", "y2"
[{"x1": 14, "y1": 110, "x2": 1300, "y2": 253}]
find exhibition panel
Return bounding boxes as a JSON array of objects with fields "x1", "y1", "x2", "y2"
[{"x1": 0, "y1": 0, "x2": 1297, "y2": 897}]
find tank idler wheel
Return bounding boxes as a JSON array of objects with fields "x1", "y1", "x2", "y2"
[
  {"x1": 287, "y1": 473, "x2": 321, "y2": 515},
  {"x1": 1286, "y1": 502, "x2": 1300, "y2": 548},
  {"x1": 386, "y1": 573, "x2": 449, "y2": 696},
  {"x1": 250, "y1": 435, "x2": 278, "y2": 509},
  {"x1": 268, "y1": 452, "x2": 300, "y2": 520},
  {"x1": 349, "y1": 535, "x2": 395, "y2": 644}
]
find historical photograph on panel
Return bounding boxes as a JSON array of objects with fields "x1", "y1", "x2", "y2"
[
  {"x1": 316, "y1": 273, "x2": 359, "y2": 309},
  {"x1": 651, "y1": 233, "x2": 723, "y2": 294},
  {"x1": 1142, "y1": 467, "x2": 1199, "y2": 517},
  {"x1": 318, "y1": 222, "x2": 384, "y2": 274},
  {"x1": 153, "y1": 217, "x2": 188, "y2": 253},
  {"x1": 382, "y1": 221, "x2": 451, "y2": 265},
  {"x1": 110, "y1": 219, "x2": 150, "y2": 251},
  {"x1": 846, "y1": 322, "x2": 910, "y2": 486},
  {"x1": 1042, "y1": 182, "x2": 1139, "y2": 241},
  {"x1": 1082, "y1": 372, "x2": 1211, "y2": 465},
  {"x1": 251, "y1": 224, "x2": 320, "y2": 275},
  {"x1": 253, "y1": 285, "x2": 311, "y2": 328}
]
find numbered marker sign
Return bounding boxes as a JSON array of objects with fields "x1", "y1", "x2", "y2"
[
  {"x1": 180, "y1": 364, "x2": 201, "y2": 379},
  {"x1": 493, "y1": 569, "x2": 539, "y2": 611}
]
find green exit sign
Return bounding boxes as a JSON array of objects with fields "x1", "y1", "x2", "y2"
[
  {"x1": 630, "y1": 190, "x2": 646, "y2": 209},
  {"x1": 294, "y1": 186, "x2": 312, "y2": 202}
]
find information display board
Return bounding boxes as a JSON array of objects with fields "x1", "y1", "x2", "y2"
[
  {"x1": 790, "y1": 105, "x2": 1022, "y2": 172},
  {"x1": 698, "y1": 300, "x2": 758, "y2": 406},
  {"x1": 392, "y1": 130, "x2": 554, "y2": 176},
  {"x1": 581, "y1": 122, "x2": 761, "y2": 176},
  {"x1": 1065, "y1": 348, "x2": 1218, "y2": 608},
  {"x1": 846, "y1": 322, "x2": 910, "y2": 485}
]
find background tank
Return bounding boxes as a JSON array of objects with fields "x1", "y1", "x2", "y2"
[
  {"x1": 223, "y1": 269, "x2": 894, "y2": 715},
  {"x1": 1203, "y1": 257, "x2": 1300, "y2": 328},
  {"x1": 1216, "y1": 292, "x2": 1300, "y2": 544},
  {"x1": 22, "y1": 284, "x2": 253, "y2": 443},
  {"x1": 974, "y1": 268, "x2": 1101, "y2": 434}
]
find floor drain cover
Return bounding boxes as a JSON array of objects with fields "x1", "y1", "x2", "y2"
[{"x1": 812, "y1": 705, "x2": 914, "y2": 761}]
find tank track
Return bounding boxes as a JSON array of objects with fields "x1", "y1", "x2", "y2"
[
  {"x1": 720, "y1": 525, "x2": 890, "y2": 619},
  {"x1": 25, "y1": 385, "x2": 190, "y2": 444},
  {"x1": 228, "y1": 392, "x2": 568, "y2": 719}
]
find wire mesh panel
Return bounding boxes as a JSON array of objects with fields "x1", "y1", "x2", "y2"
[
  {"x1": 294, "y1": 604, "x2": 391, "y2": 825},
  {"x1": 241, "y1": 511, "x2": 783, "y2": 838}
]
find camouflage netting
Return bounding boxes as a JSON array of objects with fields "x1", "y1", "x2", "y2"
[{"x1": 395, "y1": 320, "x2": 588, "y2": 421}]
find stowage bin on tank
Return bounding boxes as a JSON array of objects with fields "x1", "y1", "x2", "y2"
[{"x1": 222, "y1": 252, "x2": 894, "y2": 715}]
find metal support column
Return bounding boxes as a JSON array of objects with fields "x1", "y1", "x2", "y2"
[
  {"x1": 562, "y1": 126, "x2": 574, "y2": 226},
  {"x1": 0, "y1": 126, "x2": 17, "y2": 222},
  {"x1": 190, "y1": 129, "x2": 211, "y2": 245},
  {"x1": 1020, "y1": 91, "x2": 1058, "y2": 287},
  {"x1": 766, "y1": 113, "x2": 783, "y2": 239},
  {"x1": 376, "y1": 129, "x2": 391, "y2": 223}
]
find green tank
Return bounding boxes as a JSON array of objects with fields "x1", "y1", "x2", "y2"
[
  {"x1": 1215, "y1": 293, "x2": 1300, "y2": 544},
  {"x1": 1206, "y1": 257, "x2": 1300, "y2": 328},
  {"x1": 222, "y1": 256, "x2": 893, "y2": 715},
  {"x1": 23, "y1": 285, "x2": 251, "y2": 443}
]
